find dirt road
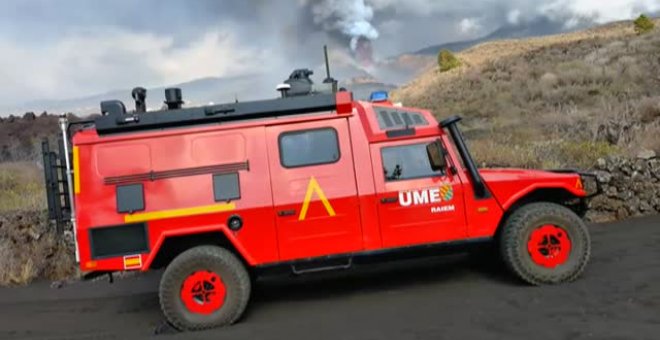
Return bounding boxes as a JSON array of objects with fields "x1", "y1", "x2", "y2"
[{"x1": 0, "y1": 215, "x2": 658, "y2": 340}]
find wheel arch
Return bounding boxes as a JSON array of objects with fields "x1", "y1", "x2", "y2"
[
  {"x1": 494, "y1": 187, "x2": 587, "y2": 239},
  {"x1": 146, "y1": 228, "x2": 253, "y2": 270}
]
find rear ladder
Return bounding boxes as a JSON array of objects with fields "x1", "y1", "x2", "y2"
[{"x1": 41, "y1": 137, "x2": 71, "y2": 233}]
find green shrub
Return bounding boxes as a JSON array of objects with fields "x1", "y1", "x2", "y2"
[
  {"x1": 438, "y1": 49, "x2": 461, "y2": 72},
  {"x1": 634, "y1": 14, "x2": 654, "y2": 35}
]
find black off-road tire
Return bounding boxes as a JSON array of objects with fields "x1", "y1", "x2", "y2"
[
  {"x1": 499, "y1": 202, "x2": 590, "y2": 285},
  {"x1": 159, "y1": 246, "x2": 251, "y2": 331}
]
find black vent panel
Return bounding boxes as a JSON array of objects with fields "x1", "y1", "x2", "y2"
[
  {"x1": 90, "y1": 223, "x2": 149, "y2": 259},
  {"x1": 213, "y1": 173, "x2": 241, "y2": 202},
  {"x1": 116, "y1": 184, "x2": 144, "y2": 213},
  {"x1": 376, "y1": 108, "x2": 429, "y2": 130}
]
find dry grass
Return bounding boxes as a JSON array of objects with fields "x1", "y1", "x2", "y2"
[
  {"x1": 469, "y1": 139, "x2": 620, "y2": 169},
  {"x1": 0, "y1": 162, "x2": 46, "y2": 212},
  {"x1": 394, "y1": 18, "x2": 660, "y2": 168},
  {"x1": 0, "y1": 162, "x2": 74, "y2": 285}
]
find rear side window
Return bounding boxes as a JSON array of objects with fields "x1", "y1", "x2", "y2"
[
  {"x1": 279, "y1": 128, "x2": 340, "y2": 168},
  {"x1": 381, "y1": 143, "x2": 444, "y2": 181}
]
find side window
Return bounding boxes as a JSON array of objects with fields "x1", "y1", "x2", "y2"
[
  {"x1": 381, "y1": 143, "x2": 444, "y2": 181},
  {"x1": 279, "y1": 128, "x2": 340, "y2": 168}
]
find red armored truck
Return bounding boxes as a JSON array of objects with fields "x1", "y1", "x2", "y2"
[{"x1": 42, "y1": 68, "x2": 598, "y2": 331}]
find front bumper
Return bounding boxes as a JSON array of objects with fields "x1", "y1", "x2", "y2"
[{"x1": 578, "y1": 172, "x2": 602, "y2": 199}]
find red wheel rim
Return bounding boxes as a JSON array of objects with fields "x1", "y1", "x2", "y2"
[
  {"x1": 180, "y1": 271, "x2": 226, "y2": 315},
  {"x1": 527, "y1": 225, "x2": 572, "y2": 268}
]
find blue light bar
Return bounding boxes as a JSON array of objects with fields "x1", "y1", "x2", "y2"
[{"x1": 369, "y1": 91, "x2": 389, "y2": 102}]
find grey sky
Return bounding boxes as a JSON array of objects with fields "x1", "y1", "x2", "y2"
[{"x1": 0, "y1": 0, "x2": 658, "y2": 107}]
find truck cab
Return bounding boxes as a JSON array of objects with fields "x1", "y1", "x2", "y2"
[{"x1": 42, "y1": 71, "x2": 596, "y2": 331}]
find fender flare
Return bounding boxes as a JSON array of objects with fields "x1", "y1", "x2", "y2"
[
  {"x1": 500, "y1": 182, "x2": 585, "y2": 211},
  {"x1": 141, "y1": 224, "x2": 255, "y2": 271}
]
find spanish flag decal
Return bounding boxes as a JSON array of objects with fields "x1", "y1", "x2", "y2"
[{"x1": 123, "y1": 255, "x2": 142, "y2": 270}]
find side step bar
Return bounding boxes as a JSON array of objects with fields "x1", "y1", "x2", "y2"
[{"x1": 291, "y1": 257, "x2": 353, "y2": 275}]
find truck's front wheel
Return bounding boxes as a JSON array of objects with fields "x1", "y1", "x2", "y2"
[
  {"x1": 159, "y1": 245, "x2": 251, "y2": 331},
  {"x1": 500, "y1": 202, "x2": 590, "y2": 285}
]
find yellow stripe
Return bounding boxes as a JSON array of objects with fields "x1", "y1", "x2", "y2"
[
  {"x1": 124, "y1": 203, "x2": 236, "y2": 223},
  {"x1": 73, "y1": 146, "x2": 81, "y2": 194}
]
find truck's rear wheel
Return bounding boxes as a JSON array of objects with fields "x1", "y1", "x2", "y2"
[
  {"x1": 500, "y1": 202, "x2": 590, "y2": 285},
  {"x1": 159, "y1": 245, "x2": 251, "y2": 331}
]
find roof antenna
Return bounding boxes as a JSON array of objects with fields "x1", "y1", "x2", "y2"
[
  {"x1": 131, "y1": 87, "x2": 147, "y2": 113},
  {"x1": 322, "y1": 45, "x2": 338, "y2": 93}
]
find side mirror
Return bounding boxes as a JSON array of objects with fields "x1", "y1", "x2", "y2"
[{"x1": 426, "y1": 139, "x2": 447, "y2": 171}]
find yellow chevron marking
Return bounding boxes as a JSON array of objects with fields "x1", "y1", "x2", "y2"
[{"x1": 299, "y1": 177, "x2": 336, "y2": 221}]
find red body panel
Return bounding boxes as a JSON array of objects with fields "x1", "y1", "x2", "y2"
[{"x1": 71, "y1": 99, "x2": 586, "y2": 272}]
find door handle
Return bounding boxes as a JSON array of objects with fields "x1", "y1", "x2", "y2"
[
  {"x1": 277, "y1": 209, "x2": 296, "y2": 217},
  {"x1": 380, "y1": 197, "x2": 398, "y2": 204}
]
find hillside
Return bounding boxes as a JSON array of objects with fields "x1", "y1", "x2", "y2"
[
  {"x1": 394, "y1": 19, "x2": 660, "y2": 169},
  {"x1": 0, "y1": 113, "x2": 61, "y2": 162},
  {"x1": 413, "y1": 16, "x2": 570, "y2": 55}
]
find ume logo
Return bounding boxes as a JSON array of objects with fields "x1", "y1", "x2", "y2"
[{"x1": 398, "y1": 184, "x2": 454, "y2": 207}]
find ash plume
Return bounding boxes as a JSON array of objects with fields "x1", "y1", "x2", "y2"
[{"x1": 305, "y1": 0, "x2": 380, "y2": 51}]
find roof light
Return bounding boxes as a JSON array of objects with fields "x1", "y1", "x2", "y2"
[{"x1": 369, "y1": 91, "x2": 389, "y2": 102}]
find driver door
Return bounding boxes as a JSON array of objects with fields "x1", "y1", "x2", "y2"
[{"x1": 371, "y1": 138, "x2": 467, "y2": 248}]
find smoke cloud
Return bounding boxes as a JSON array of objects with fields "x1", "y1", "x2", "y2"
[
  {"x1": 0, "y1": 0, "x2": 658, "y2": 112},
  {"x1": 306, "y1": 0, "x2": 380, "y2": 50}
]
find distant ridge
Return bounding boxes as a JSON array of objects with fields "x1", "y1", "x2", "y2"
[{"x1": 413, "y1": 17, "x2": 575, "y2": 55}]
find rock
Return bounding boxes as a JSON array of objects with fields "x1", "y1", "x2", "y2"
[
  {"x1": 585, "y1": 210, "x2": 616, "y2": 223},
  {"x1": 594, "y1": 170, "x2": 612, "y2": 184},
  {"x1": 23, "y1": 112, "x2": 36, "y2": 120},
  {"x1": 0, "y1": 211, "x2": 76, "y2": 286},
  {"x1": 617, "y1": 190, "x2": 633, "y2": 200},
  {"x1": 616, "y1": 207, "x2": 630, "y2": 220},
  {"x1": 627, "y1": 197, "x2": 641, "y2": 215},
  {"x1": 604, "y1": 186, "x2": 618, "y2": 198},
  {"x1": 582, "y1": 155, "x2": 660, "y2": 221},
  {"x1": 640, "y1": 201, "x2": 653, "y2": 212},
  {"x1": 637, "y1": 149, "x2": 656, "y2": 160},
  {"x1": 620, "y1": 165, "x2": 632, "y2": 176}
]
